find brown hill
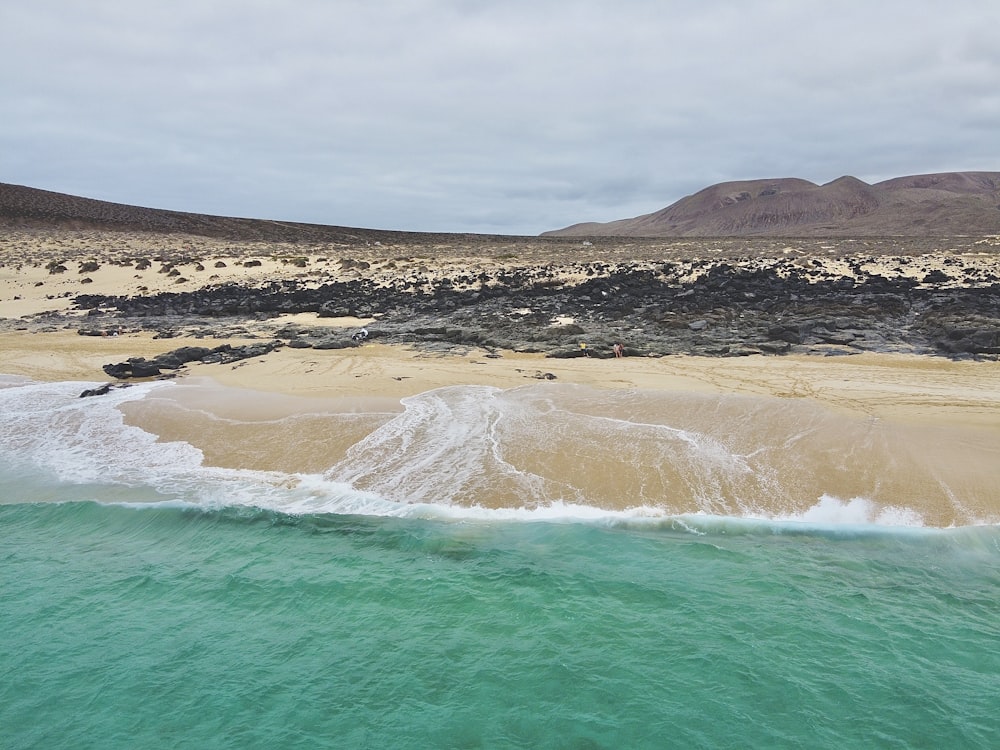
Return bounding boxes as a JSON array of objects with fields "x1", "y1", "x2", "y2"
[
  {"x1": 0, "y1": 182, "x2": 499, "y2": 244},
  {"x1": 543, "y1": 172, "x2": 1000, "y2": 237}
]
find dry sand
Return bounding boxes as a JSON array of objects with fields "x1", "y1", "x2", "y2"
[{"x1": 1, "y1": 328, "x2": 997, "y2": 435}]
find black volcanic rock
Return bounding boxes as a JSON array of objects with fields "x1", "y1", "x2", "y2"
[
  {"x1": 74, "y1": 254, "x2": 1000, "y2": 363},
  {"x1": 102, "y1": 342, "x2": 283, "y2": 379}
]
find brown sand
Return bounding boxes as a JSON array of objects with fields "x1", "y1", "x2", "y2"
[{"x1": 2, "y1": 329, "x2": 997, "y2": 432}]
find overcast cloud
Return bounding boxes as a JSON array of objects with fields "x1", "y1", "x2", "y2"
[{"x1": 2, "y1": 0, "x2": 999, "y2": 234}]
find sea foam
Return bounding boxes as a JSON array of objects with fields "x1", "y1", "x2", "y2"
[{"x1": 2, "y1": 377, "x2": 992, "y2": 530}]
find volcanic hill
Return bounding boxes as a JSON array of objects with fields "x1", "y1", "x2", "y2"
[
  {"x1": 0, "y1": 182, "x2": 494, "y2": 245},
  {"x1": 544, "y1": 172, "x2": 1000, "y2": 237}
]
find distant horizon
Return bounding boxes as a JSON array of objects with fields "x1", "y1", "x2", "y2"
[{"x1": 5, "y1": 169, "x2": 1000, "y2": 240}]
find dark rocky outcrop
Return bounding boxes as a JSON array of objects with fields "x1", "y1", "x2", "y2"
[
  {"x1": 75, "y1": 256, "x2": 1000, "y2": 364},
  {"x1": 79, "y1": 383, "x2": 113, "y2": 398},
  {"x1": 102, "y1": 342, "x2": 283, "y2": 379}
]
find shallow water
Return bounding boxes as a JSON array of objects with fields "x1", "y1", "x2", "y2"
[
  {"x1": 109, "y1": 377, "x2": 1000, "y2": 526},
  {"x1": 3, "y1": 375, "x2": 999, "y2": 748}
]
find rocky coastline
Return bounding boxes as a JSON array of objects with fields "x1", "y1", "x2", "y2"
[
  {"x1": 3, "y1": 224, "x2": 998, "y2": 382},
  {"x1": 61, "y1": 251, "x2": 1000, "y2": 380}
]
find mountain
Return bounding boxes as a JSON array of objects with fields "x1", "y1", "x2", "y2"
[
  {"x1": 5, "y1": 173, "x2": 1000, "y2": 241},
  {"x1": 543, "y1": 172, "x2": 1000, "y2": 237},
  {"x1": 0, "y1": 182, "x2": 491, "y2": 244}
]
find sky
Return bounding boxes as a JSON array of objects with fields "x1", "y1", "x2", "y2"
[{"x1": 2, "y1": 0, "x2": 999, "y2": 235}]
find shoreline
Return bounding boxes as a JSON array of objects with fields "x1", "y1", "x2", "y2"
[
  {"x1": 2, "y1": 329, "x2": 998, "y2": 431},
  {"x1": 3, "y1": 325, "x2": 998, "y2": 527}
]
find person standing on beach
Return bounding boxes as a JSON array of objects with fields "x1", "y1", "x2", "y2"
[{"x1": 613, "y1": 342, "x2": 624, "y2": 358}]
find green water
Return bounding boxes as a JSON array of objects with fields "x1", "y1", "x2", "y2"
[{"x1": 3, "y1": 501, "x2": 998, "y2": 749}]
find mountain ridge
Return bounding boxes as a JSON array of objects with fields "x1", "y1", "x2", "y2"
[
  {"x1": 0, "y1": 182, "x2": 514, "y2": 244},
  {"x1": 4, "y1": 173, "x2": 1000, "y2": 241},
  {"x1": 543, "y1": 172, "x2": 1000, "y2": 237}
]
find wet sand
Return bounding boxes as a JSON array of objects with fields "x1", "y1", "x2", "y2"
[{"x1": 94, "y1": 355, "x2": 998, "y2": 526}]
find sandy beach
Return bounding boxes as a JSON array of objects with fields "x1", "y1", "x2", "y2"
[
  {"x1": 2, "y1": 324, "x2": 998, "y2": 432},
  {"x1": 1, "y1": 227, "x2": 998, "y2": 427},
  {"x1": 2, "y1": 227, "x2": 999, "y2": 528}
]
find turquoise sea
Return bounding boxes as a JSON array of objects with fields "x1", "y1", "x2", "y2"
[{"x1": 3, "y1": 375, "x2": 999, "y2": 749}]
